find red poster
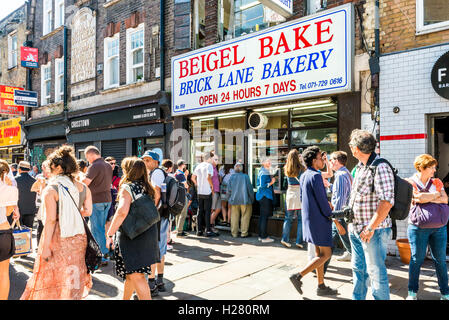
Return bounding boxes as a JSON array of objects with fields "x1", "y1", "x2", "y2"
[
  {"x1": 21, "y1": 47, "x2": 39, "y2": 68},
  {"x1": 0, "y1": 85, "x2": 25, "y2": 115}
]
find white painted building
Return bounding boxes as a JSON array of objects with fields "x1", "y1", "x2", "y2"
[{"x1": 379, "y1": 42, "x2": 449, "y2": 255}]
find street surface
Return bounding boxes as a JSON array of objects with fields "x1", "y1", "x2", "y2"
[{"x1": 8, "y1": 225, "x2": 445, "y2": 300}]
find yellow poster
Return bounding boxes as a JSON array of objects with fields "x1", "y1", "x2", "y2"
[{"x1": 0, "y1": 117, "x2": 22, "y2": 147}]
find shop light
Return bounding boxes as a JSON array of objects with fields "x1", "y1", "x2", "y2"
[
  {"x1": 292, "y1": 103, "x2": 336, "y2": 111},
  {"x1": 190, "y1": 111, "x2": 246, "y2": 120},
  {"x1": 253, "y1": 98, "x2": 334, "y2": 112}
]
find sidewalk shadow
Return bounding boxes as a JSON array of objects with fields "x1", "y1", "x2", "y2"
[
  {"x1": 152, "y1": 278, "x2": 207, "y2": 300},
  {"x1": 170, "y1": 242, "x2": 234, "y2": 264},
  {"x1": 8, "y1": 263, "x2": 29, "y2": 300}
]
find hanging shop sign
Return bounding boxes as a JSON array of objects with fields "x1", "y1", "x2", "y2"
[
  {"x1": 171, "y1": 3, "x2": 353, "y2": 116},
  {"x1": 259, "y1": 0, "x2": 293, "y2": 18},
  {"x1": 431, "y1": 51, "x2": 449, "y2": 100},
  {"x1": 0, "y1": 117, "x2": 22, "y2": 147},
  {"x1": 20, "y1": 47, "x2": 39, "y2": 68},
  {"x1": 14, "y1": 90, "x2": 38, "y2": 108},
  {"x1": 0, "y1": 85, "x2": 25, "y2": 115}
]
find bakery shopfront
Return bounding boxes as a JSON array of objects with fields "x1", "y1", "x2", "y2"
[{"x1": 171, "y1": 4, "x2": 360, "y2": 236}]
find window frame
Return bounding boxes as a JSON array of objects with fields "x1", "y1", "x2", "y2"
[
  {"x1": 41, "y1": 62, "x2": 52, "y2": 106},
  {"x1": 7, "y1": 32, "x2": 18, "y2": 69},
  {"x1": 43, "y1": 0, "x2": 53, "y2": 35},
  {"x1": 55, "y1": 58, "x2": 64, "y2": 103},
  {"x1": 54, "y1": 0, "x2": 64, "y2": 29},
  {"x1": 416, "y1": 0, "x2": 449, "y2": 35},
  {"x1": 104, "y1": 33, "x2": 120, "y2": 89},
  {"x1": 126, "y1": 23, "x2": 145, "y2": 84}
]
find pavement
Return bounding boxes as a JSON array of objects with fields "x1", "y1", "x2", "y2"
[{"x1": 8, "y1": 225, "x2": 447, "y2": 300}]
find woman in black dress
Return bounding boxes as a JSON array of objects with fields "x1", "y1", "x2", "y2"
[{"x1": 106, "y1": 157, "x2": 160, "y2": 300}]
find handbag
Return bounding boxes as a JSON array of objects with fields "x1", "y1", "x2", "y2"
[
  {"x1": 409, "y1": 179, "x2": 449, "y2": 229},
  {"x1": 286, "y1": 177, "x2": 301, "y2": 211},
  {"x1": 11, "y1": 219, "x2": 32, "y2": 257},
  {"x1": 59, "y1": 183, "x2": 102, "y2": 274},
  {"x1": 120, "y1": 183, "x2": 160, "y2": 240}
]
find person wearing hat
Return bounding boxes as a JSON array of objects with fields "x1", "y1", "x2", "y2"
[
  {"x1": 141, "y1": 150, "x2": 169, "y2": 297},
  {"x1": 15, "y1": 161, "x2": 37, "y2": 230}
]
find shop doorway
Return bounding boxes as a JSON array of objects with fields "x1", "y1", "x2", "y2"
[{"x1": 430, "y1": 115, "x2": 449, "y2": 187}]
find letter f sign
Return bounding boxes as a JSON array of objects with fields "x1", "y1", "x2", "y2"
[{"x1": 438, "y1": 68, "x2": 447, "y2": 82}]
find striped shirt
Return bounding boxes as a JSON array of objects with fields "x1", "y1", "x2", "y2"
[
  {"x1": 331, "y1": 166, "x2": 352, "y2": 211},
  {"x1": 348, "y1": 154, "x2": 395, "y2": 234}
]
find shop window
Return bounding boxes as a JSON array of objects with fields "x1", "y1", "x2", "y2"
[
  {"x1": 307, "y1": 0, "x2": 327, "y2": 15},
  {"x1": 7, "y1": 33, "x2": 17, "y2": 69},
  {"x1": 193, "y1": 0, "x2": 205, "y2": 48},
  {"x1": 416, "y1": 0, "x2": 449, "y2": 34},
  {"x1": 174, "y1": 0, "x2": 192, "y2": 50},
  {"x1": 43, "y1": 0, "x2": 53, "y2": 35},
  {"x1": 41, "y1": 62, "x2": 51, "y2": 106},
  {"x1": 54, "y1": 0, "x2": 64, "y2": 29},
  {"x1": 126, "y1": 24, "x2": 144, "y2": 84},
  {"x1": 218, "y1": 0, "x2": 285, "y2": 41},
  {"x1": 104, "y1": 34, "x2": 120, "y2": 89},
  {"x1": 55, "y1": 58, "x2": 64, "y2": 103}
]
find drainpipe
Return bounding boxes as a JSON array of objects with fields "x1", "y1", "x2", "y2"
[
  {"x1": 160, "y1": 0, "x2": 165, "y2": 92},
  {"x1": 63, "y1": 26, "x2": 69, "y2": 138},
  {"x1": 374, "y1": 0, "x2": 380, "y2": 148}
]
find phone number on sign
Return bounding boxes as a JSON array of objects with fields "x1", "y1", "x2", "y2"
[{"x1": 298, "y1": 77, "x2": 344, "y2": 90}]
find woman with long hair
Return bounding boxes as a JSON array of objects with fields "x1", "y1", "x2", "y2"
[
  {"x1": 281, "y1": 149, "x2": 306, "y2": 249},
  {"x1": 21, "y1": 146, "x2": 93, "y2": 300},
  {"x1": 0, "y1": 160, "x2": 19, "y2": 300},
  {"x1": 106, "y1": 157, "x2": 160, "y2": 300}
]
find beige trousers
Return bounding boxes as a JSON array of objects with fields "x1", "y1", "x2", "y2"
[{"x1": 230, "y1": 204, "x2": 252, "y2": 237}]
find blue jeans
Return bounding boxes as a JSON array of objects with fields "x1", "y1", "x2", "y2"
[
  {"x1": 407, "y1": 224, "x2": 449, "y2": 295},
  {"x1": 349, "y1": 227, "x2": 391, "y2": 300},
  {"x1": 281, "y1": 209, "x2": 303, "y2": 244},
  {"x1": 332, "y1": 219, "x2": 352, "y2": 254},
  {"x1": 90, "y1": 202, "x2": 112, "y2": 255}
]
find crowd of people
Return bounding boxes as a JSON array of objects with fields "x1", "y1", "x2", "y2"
[{"x1": 0, "y1": 128, "x2": 448, "y2": 300}]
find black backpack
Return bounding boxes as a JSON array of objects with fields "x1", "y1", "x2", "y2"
[
  {"x1": 152, "y1": 168, "x2": 186, "y2": 218},
  {"x1": 369, "y1": 158, "x2": 413, "y2": 239}
]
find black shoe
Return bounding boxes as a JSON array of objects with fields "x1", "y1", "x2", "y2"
[
  {"x1": 178, "y1": 231, "x2": 188, "y2": 237},
  {"x1": 289, "y1": 274, "x2": 303, "y2": 295},
  {"x1": 206, "y1": 231, "x2": 219, "y2": 237},
  {"x1": 132, "y1": 293, "x2": 139, "y2": 300},
  {"x1": 196, "y1": 231, "x2": 204, "y2": 237},
  {"x1": 316, "y1": 285, "x2": 338, "y2": 296},
  {"x1": 148, "y1": 280, "x2": 159, "y2": 297},
  {"x1": 157, "y1": 281, "x2": 166, "y2": 292}
]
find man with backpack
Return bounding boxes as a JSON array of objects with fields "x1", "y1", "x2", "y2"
[{"x1": 347, "y1": 129, "x2": 395, "y2": 300}]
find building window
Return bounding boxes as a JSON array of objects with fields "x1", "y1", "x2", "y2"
[
  {"x1": 41, "y1": 63, "x2": 51, "y2": 106},
  {"x1": 7, "y1": 33, "x2": 18, "y2": 69},
  {"x1": 55, "y1": 58, "x2": 64, "y2": 103},
  {"x1": 54, "y1": 0, "x2": 64, "y2": 28},
  {"x1": 43, "y1": 0, "x2": 53, "y2": 35},
  {"x1": 416, "y1": 0, "x2": 449, "y2": 34},
  {"x1": 307, "y1": 0, "x2": 327, "y2": 15},
  {"x1": 218, "y1": 0, "x2": 285, "y2": 41},
  {"x1": 126, "y1": 24, "x2": 144, "y2": 84},
  {"x1": 194, "y1": 0, "x2": 205, "y2": 48},
  {"x1": 104, "y1": 34, "x2": 120, "y2": 89}
]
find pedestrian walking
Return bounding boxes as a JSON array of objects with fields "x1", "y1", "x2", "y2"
[
  {"x1": 21, "y1": 146, "x2": 93, "y2": 300},
  {"x1": 82, "y1": 146, "x2": 113, "y2": 266},
  {"x1": 329, "y1": 151, "x2": 353, "y2": 262},
  {"x1": 256, "y1": 157, "x2": 275, "y2": 243},
  {"x1": 31, "y1": 160, "x2": 52, "y2": 246},
  {"x1": 10, "y1": 163, "x2": 18, "y2": 177},
  {"x1": 161, "y1": 159, "x2": 175, "y2": 249},
  {"x1": 106, "y1": 157, "x2": 160, "y2": 300},
  {"x1": 15, "y1": 161, "x2": 37, "y2": 230},
  {"x1": 76, "y1": 159, "x2": 88, "y2": 182},
  {"x1": 220, "y1": 164, "x2": 233, "y2": 227},
  {"x1": 226, "y1": 162, "x2": 254, "y2": 238},
  {"x1": 281, "y1": 149, "x2": 306, "y2": 249},
  {"x1": 174, "y1": 159, "x2": 189, "y2": 237},
  {"x1": 289, "y1": 146, "x2": 337, "y2": 297},
  {"x1": 192, "y1": 151, "x2": 219, "y2": 237},
  {"x1": 347, "y1": 129, "x2": 394, "y2": 300},
  {"x1": 105, "y1": 157, "x2": 121, "y2": 256},
  {"x1": 209, "y1": 154, "x2": 222, "y2": 233},
  {"x1": 404, "y1": 154, "x2": 449, "y2": 300},
  {"x1": 0, "y1": 160, "x2": 19, "y2": 300}
]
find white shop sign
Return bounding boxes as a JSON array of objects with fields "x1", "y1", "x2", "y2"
[
  {"x1": 171, "y1": 3, "x2": 354, "y2": 116},
  {"x1": 259, "y1": 0, "x2": 293, "y2": 18}
]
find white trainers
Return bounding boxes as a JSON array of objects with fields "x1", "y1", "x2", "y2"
[
  {"x1": 260, "y1": 237, "x2": 274, "y2": 243},
  {"x1": 406, "y1": 291, "x2": 417, "y2": 300},
  {"x1": 281, "y1": 240, "x2": 291, "y2": 248},
  {"x1": 336, "y1": 252, "x2": 352, "y2": 262},
  {"x1": 441, "y1": 294, "x2": 449, "y2": 300}
]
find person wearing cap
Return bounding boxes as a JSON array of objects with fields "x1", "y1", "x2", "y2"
[
  {"x1": 141, "y1": 150, "x2": 169, "y2": 297},
  {"x1": 226, "y1": 162, "x2": 254, "y2": 238},
  {"x1": 174, "y1": 159, "x2": 189, "y2": 237},
  {"x1": 15, "y1": 161, "x2": 37, "y2": 229}
]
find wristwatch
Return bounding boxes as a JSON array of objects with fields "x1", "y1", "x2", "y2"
[{"x1": 367, "y1": 227, "x2": 374, "y2": 233}]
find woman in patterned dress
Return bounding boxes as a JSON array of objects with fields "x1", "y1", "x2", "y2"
[{"x1": 106, "y1": 157, "x2": 160, "y2": 300}]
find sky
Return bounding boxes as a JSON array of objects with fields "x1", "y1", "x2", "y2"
[{"x1": 0, "y1": 0, "x2": 26, "y2": 21}]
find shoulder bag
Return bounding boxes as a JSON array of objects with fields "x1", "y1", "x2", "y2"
[
  {"x1": 59, "y1": 183, "x2": 102, "y2": 274},
  {"x1": 120, "y1": 184, "x2": 160, "y2": 240}
]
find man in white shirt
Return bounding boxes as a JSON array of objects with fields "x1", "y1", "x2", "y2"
[{"x1": 192, "y1": 151, "x2": 218, "y2": 237}]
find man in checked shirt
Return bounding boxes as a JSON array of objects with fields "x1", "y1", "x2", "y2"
[{"x1": 347, "y1": 129, "x2": 395, "y2": 300}]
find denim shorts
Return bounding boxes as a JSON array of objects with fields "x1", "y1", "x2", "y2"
[{"x1": 159, "y1": 217, "x2": 169, "y2": 257}]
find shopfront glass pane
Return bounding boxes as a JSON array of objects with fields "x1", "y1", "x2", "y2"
[
  {"x1": 424, "y1": 0, "x2": 449, "y2": 26},
  {"x1": 191, "y1": 119, "x2": 216, "y2": 167},
  {"x1": 217, "y1": 115, "x2": 245, "y2": 166}
]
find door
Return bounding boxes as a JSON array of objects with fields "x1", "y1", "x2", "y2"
[
  {"x1": 430, "y1": 115, "x2": 449, "y2": 182},
  {"x1": 101, "y1": 140, "x2": 127, "y2": 172}
]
